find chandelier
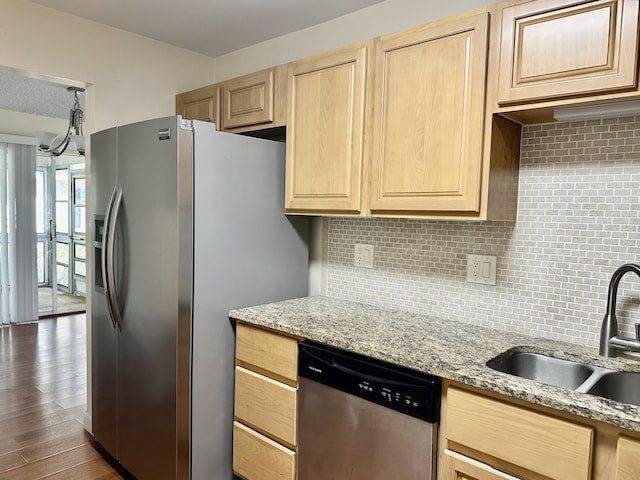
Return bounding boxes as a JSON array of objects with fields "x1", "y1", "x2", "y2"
[{"x1": 36, "y1": 86, "x2": 85, "y2": 157}]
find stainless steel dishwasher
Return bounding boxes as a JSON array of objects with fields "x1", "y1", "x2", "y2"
[{"x1": 298, "y1": 340, "x2": 441, "y2": 479}]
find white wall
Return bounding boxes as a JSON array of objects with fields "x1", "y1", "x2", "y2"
[
  {"x1": 213, "y1": 0, "x2": 492, "y2": 81},
  {"x1": 1, "y1": 0, "x2": 215, "y2": 133}
]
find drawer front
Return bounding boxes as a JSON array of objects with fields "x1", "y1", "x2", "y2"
[
  {"x1": 235, "y1": 367, "x2": 297, "y2": 447},
  {"x1": 233, "y1": 421, "x2": 296, "y2": 480},
  {"x1": 236, "y1": 323, "x2": 298, "y2": 383},
  {"x1": 442, "y1": 449, "x2": 522, "y2": 480},
  {"x1": 445, "y1": 387, "x2": 593, "y2": 480}
]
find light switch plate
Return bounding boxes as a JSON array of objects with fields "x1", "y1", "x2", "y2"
[
  {"x1": 466, "y1": 254, "x2": 497, "y2": 285},
  {"x1": 354, "y1": 244, "x2": 374, "y2": 268}
]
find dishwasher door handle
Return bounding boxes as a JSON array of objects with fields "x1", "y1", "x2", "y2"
[{"x1": 300, "y1": 345, "x2": 429, "y2": 388}]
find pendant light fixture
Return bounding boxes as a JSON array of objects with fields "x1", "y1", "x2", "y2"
[{"x1": 36, "y1": 86, "x2": 85, "y2": 156}]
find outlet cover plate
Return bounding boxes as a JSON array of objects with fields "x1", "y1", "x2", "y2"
[
  {"x1": 466, "y1": 254, "x2": 497, "y2": 285},
  {"x1": 354, "y1": 244, "x2": 374, "y2": 268}
]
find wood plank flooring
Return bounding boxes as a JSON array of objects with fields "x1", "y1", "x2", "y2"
[{"x1": 0, "y1": 315, "x2": 133, "y2": 479}]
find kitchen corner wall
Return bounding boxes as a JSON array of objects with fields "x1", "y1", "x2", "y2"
[{"x1": 323, "y1": 115, "x2": 640, "y2": 348}]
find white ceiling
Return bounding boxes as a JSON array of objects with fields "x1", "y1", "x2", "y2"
[
  {"x1": 2, "y1": 0, "x2": 384, "y2": 119},
  {"x1": 27, "y1": 0, "x2": 386, "y2": 58},
  {"x1": 0, "y1": 69, "x2": 84, "y2": 120}
]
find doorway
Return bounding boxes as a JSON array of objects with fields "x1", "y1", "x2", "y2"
[{"x1": 36, "y1": 153, "x2": 86, "y2": 316}]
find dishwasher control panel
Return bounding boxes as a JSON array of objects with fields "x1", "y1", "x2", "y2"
[{"x1": 299, "y1": 340, "x2": 441, "y2": 422}]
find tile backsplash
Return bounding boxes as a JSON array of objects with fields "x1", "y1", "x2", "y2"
[{"x1": 324, "y1": 116, "x2": 640, "y2": 348}]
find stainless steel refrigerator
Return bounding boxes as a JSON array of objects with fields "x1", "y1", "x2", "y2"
[{"x1": 90, "y1": 116, "x2": 309, "y2": 480}]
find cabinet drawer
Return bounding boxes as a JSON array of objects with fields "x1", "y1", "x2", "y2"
[
  {"x1": 442, "y1": 449, "x2": 522, "y2": 480},
  {"x1": 445, "y1": 387, "x2": 593, "y2": 480},
  {"x1": 236, "y1": 323, "x2": 298, "y2": 383},
  {"x1": 234, "y1": 366, "x2": 297, "y2": 447},
  {"x1": 233, "y1": 421, "x2": 296, "y2": 480}
]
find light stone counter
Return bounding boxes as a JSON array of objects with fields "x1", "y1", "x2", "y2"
[{"x1": 229, "y1": 295, "x2": 640, "y2": 432}]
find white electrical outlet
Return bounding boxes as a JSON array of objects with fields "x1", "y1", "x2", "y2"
[
  {"x1": 466, "y1": 254, "x2": 497, "y2": 285},
  {"x1": 354, "y1": 244, "x2": 374, "y2": 268}
]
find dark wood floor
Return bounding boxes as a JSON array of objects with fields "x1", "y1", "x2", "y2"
[{"x1": 0, "y1": 315, "x2": 130, "y2": 479}]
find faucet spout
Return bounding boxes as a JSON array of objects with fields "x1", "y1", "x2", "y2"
[{"x1": 599, "y1": 263, "x2": 640, "y2": 357}]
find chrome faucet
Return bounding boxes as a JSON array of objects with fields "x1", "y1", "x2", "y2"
[{"x1": 599, "y1": 263, "x2": 640, "y2": 357}]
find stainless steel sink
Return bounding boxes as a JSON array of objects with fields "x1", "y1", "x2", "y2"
[
  {"x1": 487, "y1": 348, "x2": 640, "y2": 407},
  {"x1": 486, "y1": 350, "x2": 595, "y2": 389},
  {"x1": 585, "y1": 372, "x2": 640, "y2": 407}
]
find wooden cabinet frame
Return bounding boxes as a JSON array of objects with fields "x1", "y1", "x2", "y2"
[
  {"x1": 442, "y1": 450, "x2": 522, "y2": 480},
  {"x1": 370, "y1": 12, "x2": 490, "y2": 214},
  {"x1": 232, "y1": 323, "x2": 300, "y2": 480},
  {"x1": 285, "y1": 42, "x2": 371, "y2": 214},
  {"x1": 498, "y1": 0, "x2": 639, "y2": 105},
  {"x1": 219, "y1": 65, "x2": 287, "y2": 132},
  {"x1": 440, "y1": 380, "x2": 640, "y2": 480},
  {"x1": 175, "y1": 84, "x2": 218, "y2": 124}
]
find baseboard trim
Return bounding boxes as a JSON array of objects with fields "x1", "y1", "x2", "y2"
[{"x1": 83, "y1": 411, "x2": 92, "y2": 434}]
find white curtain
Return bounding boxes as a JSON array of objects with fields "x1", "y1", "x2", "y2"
[{"x1": 0, "y1": 136, "x2": 37, "y2": 324}]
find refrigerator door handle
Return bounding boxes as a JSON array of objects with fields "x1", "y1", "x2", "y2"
[
  {"x1": 102, "y1": 186, "x2": 117, "y2": 329},
  {"x1": 103, "y1": 185, "x2": 124, "y2": 330}
]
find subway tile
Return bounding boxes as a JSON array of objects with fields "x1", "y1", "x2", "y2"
[{"x1": 324, "y1": 116, "x2": 640, "y2": 347}]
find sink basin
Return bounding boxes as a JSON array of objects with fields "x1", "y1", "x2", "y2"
[
  {"x1": 488, "y1": 348, "x2": 640, "y2": 406},
  {"x1": 487, "y1": 350, "x2": 595, "y2": 390},
  {"x1": 586, "y1": 372, "x2": 640, "y2": 407}
]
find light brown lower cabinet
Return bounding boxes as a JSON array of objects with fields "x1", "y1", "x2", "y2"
[
  {"x1": 233, "y1": 323, "x2": 300, "y2": 480},
  {"x1": 442, "y1": 450, "x2": 521, "y2": 480},
  {"x1": 615, "y1": 436, "x2": 640, "y2": 480},
  {"x1": 441, "y1": 381, "x2": 640, "y2": 480},
  {"x1": 233, "y1": 421, "x2": 296, "y2": 480},
  {"x1": 445, "y1": 386, "x2": 593, "y2": 480}
]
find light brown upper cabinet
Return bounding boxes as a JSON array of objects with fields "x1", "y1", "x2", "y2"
[
  {"x1": 498, "y1": 0, "x2": 640, "y2": 105},
  {"x1": 219, "y1": 65, "x2": 287, "y2": 132},
  {"x1": 285, "y1": 42, "x2": 370, "y2": 214},
  {"x1": 175, "y1": 84, "x2": 218, "y2": 124},
  {"x1": 370, "y1": 12, "x2": 490, "y2": 215}
]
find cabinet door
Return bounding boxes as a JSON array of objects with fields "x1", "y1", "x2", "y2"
[
  {"x1": 498, "y1": 0, "x2": 639, "y2": 105},
  {"x1": 220, "y1": 68, "x2": 276, "y2": 130},
  {"x1": 442, "y1": 450, "x2": 522, "y2": 480},
  {"x1": 370, "y1": 12, "x2": 488, "y2": 214},
  {"x1": 615, "y1": 436, "x2": 640, "y2": 480},
  {"x1": 175, "y1": 85, "x2": 218, "y2": 124},
  {"x1": 285, "y1": 43, "x2": 369, "y2": 214}
]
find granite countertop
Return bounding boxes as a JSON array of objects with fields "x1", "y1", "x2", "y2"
[{"x1": 229, "y1": 295, "x2": 640, "y2": 433}]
